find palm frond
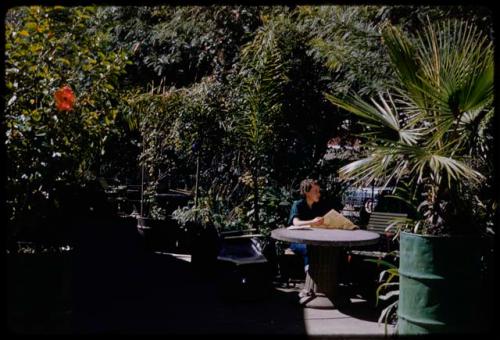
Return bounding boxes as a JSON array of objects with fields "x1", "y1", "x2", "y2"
[
  {"x1": 428, "y1": 154, "x2": 484, "y2": 184},
  {"x1": 326, "y1": 92, "x2": 425, "y2": 146},
  {"x1": 382, "y1": 25, "x2": 428, "y2": 109},
  {"x1": 325, "y1": 92, "x2": 393, "y2": 127},
  {"x1": 236, "y1": 16, "x2": 290, "y2": 157},
  {"x1": 364, "y1": 258, "x2": 398, "y2": 269},
  {"x1": 460, "y1": 60, "x2": 494, "y2": 113},
  {"x1": 378, "y1": 300, "x2": 398, "y2": 335}
]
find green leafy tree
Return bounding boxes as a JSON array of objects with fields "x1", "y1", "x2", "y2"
[
  {"x1": 125, "y1": 6, "x2": 373, "y2": 233},
  {"x1": 296, "y1": 5, "x2": 396, "y2": 97},
  {"x1": 5, "y1": 6, "x2": 132, "y2": 241},
  {"x1": 127, "y1": 74, "x2": 240, "y2": 220},
  {"x1": 101, "y1": 6, "x2": 262, "y2": 88}
]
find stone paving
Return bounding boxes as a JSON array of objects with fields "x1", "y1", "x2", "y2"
[
  {"x1": 7, "y1": 236, "x2": 395, "y2": 336},
  {"x1": 163, "y1": 252, "x2": 396, "y2": 337}
]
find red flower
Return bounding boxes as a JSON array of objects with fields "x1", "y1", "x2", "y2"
[{"x1": 54, "y1": 85, "x2": 76, "y2": 111}]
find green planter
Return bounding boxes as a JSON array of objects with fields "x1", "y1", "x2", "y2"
[{"x1": 398, "y1": 231, "x2": 482, "y2": 334}]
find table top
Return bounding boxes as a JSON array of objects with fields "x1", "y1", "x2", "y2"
[{"x1": 271, "y1": 228, "x2": 380, "y2": 247}]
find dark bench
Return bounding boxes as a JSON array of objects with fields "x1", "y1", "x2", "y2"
[
  {"x1": 349, "y1": 211, "x2": 407, "y2": 257},
  {"x1": 365, "y1": 211, "x2": 407, "y2": 234}
]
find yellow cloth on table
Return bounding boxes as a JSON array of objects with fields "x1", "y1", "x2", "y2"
[{"x1": 313, "y1": 209, "x2": 358, "y2": 230}]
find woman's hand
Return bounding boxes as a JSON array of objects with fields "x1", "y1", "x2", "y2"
[{"x1": 311, "y1": 217, "x2": 324, "y2": 226}]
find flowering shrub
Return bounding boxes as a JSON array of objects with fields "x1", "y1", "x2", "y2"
[
  {"x1": 54, "y1": 85, "x2": 76, "y2": 112},
  {"x1": 5, "y1": 6, "x2": 131, "y2": 241}
]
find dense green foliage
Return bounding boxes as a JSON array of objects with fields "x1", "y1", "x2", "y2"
[
  {"x1": 100, "y1": 6, "x2": 262, "y2": 87},
  {"x1": 5, "y1": 5, "x2": 494, "y2": 242},
  {"x1": 118, "y1": 7, "x2": 358, "y2": 234},
  {"x1": 5, "y1": 6, "x2": 134, "y2": 241}
]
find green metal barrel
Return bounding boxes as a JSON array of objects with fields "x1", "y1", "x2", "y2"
[{"x1": 398, "y1": 232, "x2": 481, "y2": 334}]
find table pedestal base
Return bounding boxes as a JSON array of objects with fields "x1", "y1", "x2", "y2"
[{"x1": 299, "y1": 245, "x2": 350, "y2": 309}]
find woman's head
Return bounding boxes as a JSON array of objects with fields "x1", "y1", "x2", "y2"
[{"x1": 300, "y1": 179, "x2": 321, "y2": 203}]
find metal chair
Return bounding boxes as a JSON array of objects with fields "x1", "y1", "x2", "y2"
[{"x1": 216, "y1": 229, "x2": 273, "y2": 300}]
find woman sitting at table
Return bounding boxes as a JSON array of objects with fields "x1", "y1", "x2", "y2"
[{"x1": 287, "y1": 178, "x2": 334, "y2": 273}]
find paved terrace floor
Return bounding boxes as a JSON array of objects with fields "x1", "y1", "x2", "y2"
[
  {"x1": 8, "y1": 252, "x2": 395, "y2": 336},
  {"x1": 9, "y1": 218, "x2": 494, "y2": 336},
  {"x1": 8, "y1": 218, "x2": 396, "y2": 336},
  {"x1": 162, "y1": 252, "x2": 395, "y2": 337}
]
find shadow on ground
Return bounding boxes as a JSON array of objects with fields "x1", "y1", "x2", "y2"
[
  {"x1": 337, "y1": 299, "x2": 382, "y2": 323},
  {"x1": 8, "y1": 218, "x2": 307, "y2": 335}
]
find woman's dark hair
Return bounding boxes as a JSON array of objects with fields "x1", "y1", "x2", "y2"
[{"x1": 299, "y1": 179, "x2": 319, "y2": 197}]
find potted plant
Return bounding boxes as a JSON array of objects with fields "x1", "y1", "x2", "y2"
[
  {"x1": 326, "y1": 18, "x2": 493, "y2": 334},
  {"x1": 171, "y1": 198, "x2": 222, "y2": 273},
  {"x1": 135, "y1": 171, "x2": 176, "y2": 252}
]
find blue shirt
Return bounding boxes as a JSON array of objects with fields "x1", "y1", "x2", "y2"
[{"x1": 287, "y1": 199, "x2": 332, "y2": 226}]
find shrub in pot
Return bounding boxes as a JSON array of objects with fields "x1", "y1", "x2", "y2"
[
  {"x1": 136, "y1": 208, "x2": 178, "y2": 252},
  {"x1": 327, "y1": 18, "x2": 493, "y2": 334},
  {"x1": 171, "y1": 203, "x2": 221, "y2": 274}
]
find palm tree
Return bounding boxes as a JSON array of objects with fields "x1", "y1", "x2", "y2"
[
  {"x1": 235, "y1": 17, "x2": 289, "y2": 231},
  {"x1": 325, "y1": 18, "x2": 494, "y2": 235}
]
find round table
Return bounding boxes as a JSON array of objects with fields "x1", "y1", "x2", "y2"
[{"x1": 271, "y1": 228, "x2": 380, "y2": 309}]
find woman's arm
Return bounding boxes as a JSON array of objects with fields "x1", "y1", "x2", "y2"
[{"x1": 293, "y1": 216, "x2": 324, "y2": 227}]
